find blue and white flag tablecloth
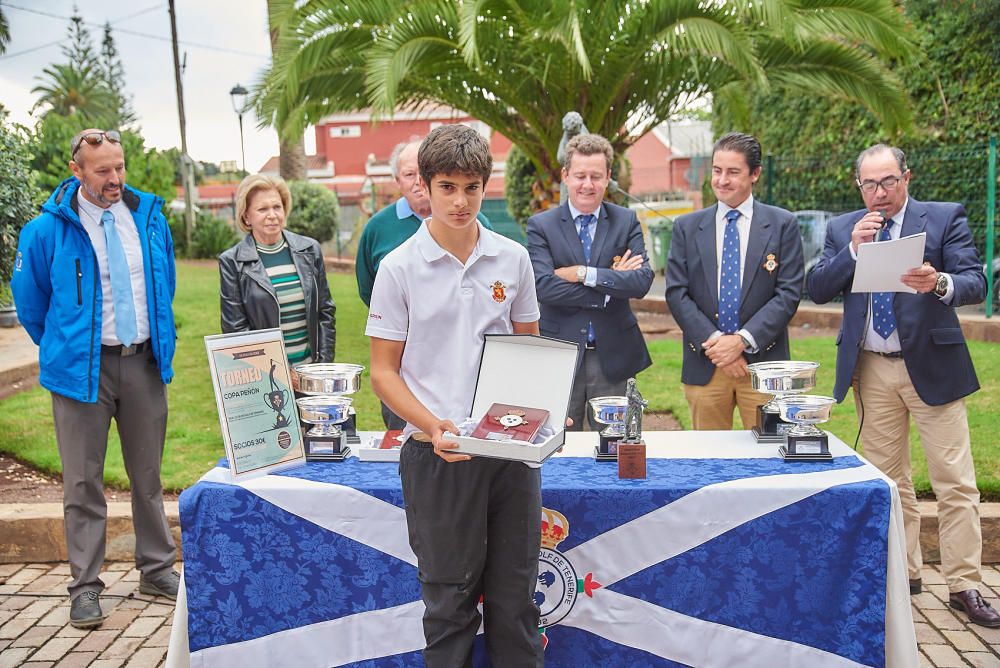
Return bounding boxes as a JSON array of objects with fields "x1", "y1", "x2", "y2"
[{"x1": 166, "y1": 431, "x2": 917, "y2": 668}]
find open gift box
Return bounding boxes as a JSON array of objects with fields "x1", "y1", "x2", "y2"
[{"x1": 451, "y1": 334, "x2": 580, "y2": 463}]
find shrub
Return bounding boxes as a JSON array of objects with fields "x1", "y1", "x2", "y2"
[
  {"x1": 286, "y1": 181, "x2": 339, "y2": 244},
  {"x1": 1, "y1": 122, "x2": 43, "y2": 294},
  {"x1": 190, "y1": 213, "x2": 239, "y2": 259}
]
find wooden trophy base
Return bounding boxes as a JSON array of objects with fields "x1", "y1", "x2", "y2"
[
  {"x1": 595, "y1": 433, "x2": 620, "y2": 462},
  {"x1": 780, "y1": 432, "x2": 832, "y2": 462},
  {"x1": 617, "y1": 441, "x2": 646, "y2": 479}
]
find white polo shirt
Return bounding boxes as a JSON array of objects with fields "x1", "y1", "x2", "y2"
[{"x1": 366, "y1": 221, "x2": 540, "y2": 437}]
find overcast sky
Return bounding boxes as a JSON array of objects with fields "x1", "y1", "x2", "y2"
[{"x1": 1, "y1": 1, "x2": 316, "y2": 173}]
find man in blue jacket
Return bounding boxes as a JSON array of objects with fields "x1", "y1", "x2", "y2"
[
  {"x1": 12, "y1": 129, "x2": 180, "y2": 629},
  {"x1": 808, "y1": 143, "x2": 997, "y2": 628}
]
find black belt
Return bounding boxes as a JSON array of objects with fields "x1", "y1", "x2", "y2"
[
  {"x1": 101, "y1": 340, "x2": 151, "y2": 357},
  {"x1": 868, "y1": 350, "x2": 903, "y2": 359}
]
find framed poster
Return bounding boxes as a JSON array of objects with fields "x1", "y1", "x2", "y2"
[{"x1": 205, "y1": 329, "x2": 305, "y2": 480}]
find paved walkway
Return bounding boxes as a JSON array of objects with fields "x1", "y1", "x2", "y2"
[{"x1": 2, "y1": 563, "x2": 1000, "y2": 666}]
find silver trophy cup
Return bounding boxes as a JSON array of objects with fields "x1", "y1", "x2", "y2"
[
  {"x1": 774, "y1": 394, "x2": 836, "y2": 460},
  {"x1": 588, "y1": 396, "x2": 628, "y2": 461},
  {"x1": 747, "y1": 361, "x2": 818, "y2": 443},
  {"x1": 294, "y1": 363, "x2": 365, "y2": 460}
]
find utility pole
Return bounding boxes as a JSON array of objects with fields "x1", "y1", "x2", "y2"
[{"x1": 168, "y1": 0, "x2": 195, "y2": 250}]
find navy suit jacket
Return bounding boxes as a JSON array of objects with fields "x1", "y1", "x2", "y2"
[
  {"x1": 806, "y1": 198, "x2": 985, "y2": 406},
  {"x1": 665, "y1": 201, "x2": 804, "y2": 386},
  {"x1": 527, "y1": 201, "x2": 653, "y2": 382}
]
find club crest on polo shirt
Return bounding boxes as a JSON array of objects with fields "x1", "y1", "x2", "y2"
[
  {"x1": 491, "y1": 280, "x2": 507, "y2": 303},
  {"x1": 535, "y1": 507, "x2": 602, "y2": 650}
]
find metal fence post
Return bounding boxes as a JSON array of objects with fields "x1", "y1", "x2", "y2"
[{"x1": 987, "y1": 137, "x2": 996, "y2": 318}]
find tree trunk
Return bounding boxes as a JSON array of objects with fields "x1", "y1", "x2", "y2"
[{"x1": 268, "y1": 0, "x2": 307, "y2": 181}]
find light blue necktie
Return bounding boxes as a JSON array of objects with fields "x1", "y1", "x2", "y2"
[
  {"x1": 871, "y1": 221, "x2": 897, "y2": 339},
  {"x1": 101, "y1": 210, "x2": 138, "y2": 347},
  {"x1": 717, "y1": 209, "x2": 742, "y2": 334},
  {"x1": 577, "y1": 214, "x2": 596, "y2": 344}
]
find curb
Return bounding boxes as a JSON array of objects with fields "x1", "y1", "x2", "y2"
[{"x1": 1, "y1": 500, "x2": 998, "y2": 565}]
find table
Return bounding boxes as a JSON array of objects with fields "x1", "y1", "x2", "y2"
[{"x1": 166, "y1": 431, "x2": 917, "y2": 667}]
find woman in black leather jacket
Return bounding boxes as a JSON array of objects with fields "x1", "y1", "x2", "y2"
[{"x1": 219, "y1": 175, "x2": 335, "y2": 363}]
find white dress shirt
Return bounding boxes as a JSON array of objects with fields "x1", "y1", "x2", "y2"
[
  {"x1": 76, "y1": 191, "x2": 150, "y2": 345},
  {"x1": 712, "y1": 196, "x2": 758, "y2": 351}
]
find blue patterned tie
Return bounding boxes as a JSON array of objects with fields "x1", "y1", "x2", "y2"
[
  {"x1": 871, "y1": 221, "x2": 897, "y2": 339},
  {"x1": 577, "y1": 214, "x2": 596, "y2": 343},
  {"x1": 101, "y1": 210, "x2": 138, "y2": 346},
  {"x1": 717, "y1": 209, "x2": 742, "y2": 334}
]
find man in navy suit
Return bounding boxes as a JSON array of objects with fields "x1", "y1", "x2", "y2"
[
  {"x1": 527, "y1": 133, "x2": 653, "y2": 430},
  {"x1": 666, "y1": 132, "x2": 804, "y2": 430},
  {"x1": 808, "y1": 144, "x2": 997, "y2": 627}
]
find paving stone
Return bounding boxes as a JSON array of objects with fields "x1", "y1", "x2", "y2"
[
  {"x1": 922, "y1": 607, "x2": 966, "y2": 631},
  {"x1": 54, "y1": 626, "x2": 87, "y2": 639},
  {"x1": 106, "y1": 564, "x2": 131, "y2": 573},
  {"x1": 941, "y1": 629, "x2": 988, "y2": 652},
  {"x1": 100, "y1": 571, "x2": 125, "y2": 588},
  {"x1": 21, "y1": 662, "x2": 56, "y2": 667},
  {"x1": 142, "y1": 626, "x2": 171, "y2": 648},
  {"x1": 101, "y1": 609, "x2": 140, "y2": 632},
  {"x1": 36, "y1": 606, "x2": 69, "y2": 627},
  {"x1": 911, "y1": 605, "x2": 926, "y2": 623},
  {"x1": 0, "y1": 647, "x2": 35, "y2": 668},
  {"x1": 54, "y1": 652, "x2": 101, "y2": 668},
  {"x1": 19, "y1": 598, "x2": 61, "y2": 620},
  {"x1": 10, "y1": 624, "x2": 58, "y2": 648},
  {"x1": 922, "y1": 567, "x2": 947, "y2": 585},
  {"x1": 144, "y1": 603, "x2": 174, "y2": 617},
  {"x1": 99, "y1": 636, "x2": 143, "y2": 660},
  {"x1": 124, "y1": 646, "x2": 166, "y2": 667},
  {"x1": 981, "y1": 569, "x2": 1000, "y2": 587},
  {"x1": 0, "y1": 641, "x2": 7, "y2": 652},
  {"x1": 963, "y1": 652, "x2": 1000, "y2": 668},
  {"x1": 0, "y1": 565, "x2": 22, "y2": 578},
  {"x1": 917, "y1": 651, "x2": 933, "y2": 668},
  {"x1": 5, "y1": 569, "x2": 47, "y2": 586},
  {"x1": 969, "y1": 622, "x2": 1000, "y2": 644},
  {"x1": 22, "y1": 576, "x2": 67, "y2": 594},
  {"x1": 914, "y1": 621, "x2": 945, "y2": 645},
  {"x1": 89, "y1": 660, "x2": 125, "y2": 668},
  {"x1": 0, "y1": 585, "x2": 22, "y2": 596},
  {"x1": 121, "y1": 617, "x2": 163, "y2": 638},
  {"x1": 922, "y1": 643, "x2": 968, "y2": 667},
  {"x1": 73, "y1": 630, "x2": 119, "y2": 654},
  {"x1": 914, "y1": 591, "x2": 947, "y2": 610},
  {"x1": 0, "y1": 595, "x2": 34, "y2": 612},
  {"x1": 0, "y1": 617, "x2": 33, "y2": 640},
  {"x1": 46, "y1": 566, "x2": 70, "y2": 577},
  {"x1": 32, "y1": 637, "x2": 80, "y2": 662},
  {"x1": 119, "y1": 570, "x2": 140, "y2": 583},
  {"x1": 118, "y1": 598, "x2": 149, "y2": 611},
  {"x1": 105, "y1": 581, "x2": 138, "y2": 599}
]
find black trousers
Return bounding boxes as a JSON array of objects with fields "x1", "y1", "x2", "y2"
[{"x1": 399, "y1": 439, "x2": 544, "y2": 668}]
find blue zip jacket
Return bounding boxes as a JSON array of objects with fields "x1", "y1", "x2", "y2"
[{"x1": 12, "y1": 177, "x2": 177, "y2": 403}]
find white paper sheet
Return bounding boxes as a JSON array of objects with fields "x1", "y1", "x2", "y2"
[{"x1": 851, "y1": 232, "x2": 926, "y2": 293}]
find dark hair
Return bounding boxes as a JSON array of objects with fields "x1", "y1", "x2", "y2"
[
  {"x1": 855, "y1": 144, "x2": 908, "y2": 179},
  {"x1": 562, "y1": 133, "x2": 614, "y2": 172},
  {"x1": 418, "y1": 124, "x2": 493, "y2": 187},
  {"x1": 713, "y1": 132, "x2": 762, "y2": 172}
]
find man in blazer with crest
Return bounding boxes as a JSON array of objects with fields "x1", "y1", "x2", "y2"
[
  {"x1": 666, "y1": 132, "x2": 804, "y2": 430},
  {"x1": 527, "y1": 133, "x2": 653, "y2": 431},
  {"x1": 807, "y1": 144, "x2": 997, "y2": 627}
]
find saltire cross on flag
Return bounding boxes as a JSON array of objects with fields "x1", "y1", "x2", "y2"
[{"x1": 177, "y1": 452, "x2": 901, "y2": 667}]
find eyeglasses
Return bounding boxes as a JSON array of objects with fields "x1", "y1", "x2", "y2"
[
  {"x1": 856, "y1": 174, "x2": 905, "y2": 194},
  {"x1": 71, "y1": 130, "x2": 122, "y2": 158}
]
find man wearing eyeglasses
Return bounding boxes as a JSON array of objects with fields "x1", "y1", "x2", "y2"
[
  {"x1": 11, "y1": 129, "x2": 180, "y2": 629},
  {"x1": 807, "y1": 143, "x2": 996, "y2": 628}
]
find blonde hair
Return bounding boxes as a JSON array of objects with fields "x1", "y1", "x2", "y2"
[{"x1": 235, "y1": 174, "x2": 292, "y2": 234}]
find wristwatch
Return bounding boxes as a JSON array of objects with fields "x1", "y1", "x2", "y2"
[
  {"x1": 576, "y1": 265, "x2": 588, "y2": 282},
  {"x1": 738, "y1": 332, "x2": 753, "y2": 351},
  {"x1": 933, "y1": 273, "x2": 949, "y2": 297}
]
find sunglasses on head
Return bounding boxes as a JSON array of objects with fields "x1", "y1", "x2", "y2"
[{"x1": 71, "y1": 130, "x2": 122, "y2": 158}]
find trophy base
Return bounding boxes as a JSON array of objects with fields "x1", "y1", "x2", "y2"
[
  {"x1": 595, "y1": 433, "x2": 620, "y2": 462},
  {"x1": 753, "y1": 406, "x2": 794, "y2": 443},
  {"x1": 343, "y1": 411, "x2": 361, "y2": 445},
  {"x1": 779, "y1": 445, "x2": 832, "y2": 462},
  {"x1": 617, "y1": 441, "x2": 646, "y2": 479},
  {"x1": 304, "y1": 431, "x2": 351, "y2": 461}
]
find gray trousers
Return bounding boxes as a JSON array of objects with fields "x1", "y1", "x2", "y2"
[
  {"x1": 399, "y1": 440, "x2": 544, "y2": 668},
  {"x1": 51, "y1": 347, "x2": 176, "y2": 600},
  {"x1": 567, "y1": 347, "x2": 628, "y2": 432}
]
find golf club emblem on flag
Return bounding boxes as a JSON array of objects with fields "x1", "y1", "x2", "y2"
[{"x1": 536, "y1": 507, "x2": 602, "y2": 648}]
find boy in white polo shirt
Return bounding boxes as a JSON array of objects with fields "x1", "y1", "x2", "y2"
[{"x1": 366, "y1": 124, "x2": 543, "y2": 667}]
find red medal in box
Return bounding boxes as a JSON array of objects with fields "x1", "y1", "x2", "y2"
[
  {"x1": 379, "y1": 430, "x2": 404, "y2": 450},
  {"x1": 471, "y1": 403, "x2": 550, "y2": 443}
]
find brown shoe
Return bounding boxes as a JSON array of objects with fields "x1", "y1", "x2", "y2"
[
  {"x1": 950, "y1": 589, "x2": 1000, "y2": 628},
  {"x1": 909, "y1": 579, "x2": 922, "y2": 595}
]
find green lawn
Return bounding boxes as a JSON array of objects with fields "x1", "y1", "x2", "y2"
[{"x1": 2, "y1": 260, "x2": 999, "y2": 497}]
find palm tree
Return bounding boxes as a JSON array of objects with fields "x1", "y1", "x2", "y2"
[
  {"x1": 257, "y1": 0, "x2": 913, "y2": 210},
  {"x1": 0, "y1": 3, "x2": 10, "y2": 55},
  {"x1": 31, "y1": 62, "x2": 119, "y2": 127},
  {"x1": 267, "y1": 0, "x2": 307, "y2": 180}
]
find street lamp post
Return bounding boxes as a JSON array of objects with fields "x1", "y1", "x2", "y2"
[{"x1": 229, "y1": 83, "x2": 249, "y2": 174}]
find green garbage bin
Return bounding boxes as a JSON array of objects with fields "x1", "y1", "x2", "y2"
[{"x1": 646, "y1": 217, "x2": 673, "y2": 273}]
